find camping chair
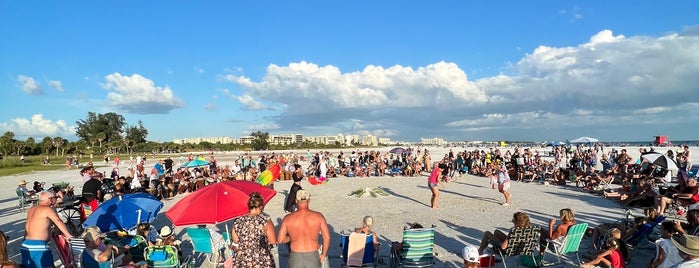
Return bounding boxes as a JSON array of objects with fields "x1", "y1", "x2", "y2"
[
  {"x1": 16, "y1": 189, "x2": 34, "y2": 212},
  {"x1": 68, "y1": 237, "x2": 86, "y2": 268},
  {"x1": 490, "y1": 226, "x2": 542, "y2": 268},
  {"x1": 339, "y1": 231, "x2": 380, "y2": 267},
  {"x1": 626, "y1": 216, "x2": 664, "y2": 249},
  {"x1": 144, "y1": 245, "x2": 181, "y2": 268},
  {"x1": 390, "y1": 226, "x2": 436, "y2": 268},
  {"x1": 542, "y1": 222, "x2": 588, "y2": 265},
  {"x1": 186, "y1": 227, "x2": 219, "y2": 266},
  {"x1": 111, "y1": 234, "x2": 148, "y2": 263},
  {"x1": 51, "y1": 232, "x2": 76, "y2": 268}
]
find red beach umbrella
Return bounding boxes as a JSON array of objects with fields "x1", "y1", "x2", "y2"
[{"x1": 165, "y1": 180, "x2": 276, "y2": 226}]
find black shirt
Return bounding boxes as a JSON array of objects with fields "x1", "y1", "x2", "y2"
[{"x1": 82, "y1": 178, "x2": 102, "y2": 200}]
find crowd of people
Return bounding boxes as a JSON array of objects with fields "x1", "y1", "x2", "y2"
[{"x1": 9, "y1": 143, "x2": 699, "y2": 267}]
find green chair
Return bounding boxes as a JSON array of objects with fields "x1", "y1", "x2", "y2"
[
  {"x1": 16, "y1": 188, "x2": 33, "y2": 212},
  {"x1": 390, "y1": 226, "x2": 435, "y2": 267},
  {"x1": 492, "y1": 226, "x2": 542, "y2": 268},
  {"x1": 543, "y1": 223, "x2": 588, "y2": 265},
  {"x1": 144, "y1": 245, "x2": 180, "y2": 268},
  {"x1": 186, "y1": 227, "x2": 219, "y2": 266}
]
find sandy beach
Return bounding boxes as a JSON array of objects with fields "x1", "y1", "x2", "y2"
[{"x1": 1, "y1": 145, "x2": 697, "y2": 267}]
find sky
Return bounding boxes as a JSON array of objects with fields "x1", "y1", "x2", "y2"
[{"x1": 1, "y1": 1, "x2": 699, "y2": 143}]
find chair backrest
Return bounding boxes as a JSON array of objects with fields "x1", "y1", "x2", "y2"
[
  {"x1": 51, "y1": 233, "x2": 75, "y2": 268},
  {"x1": 504, "y1": 226, "x2": 541, "y2": 256},
  {"x1": 401, "y1": 227, "x2": 435, "y2": 263},
  {"x1": 186, "y1": 227, "x2": 214, "y2": 254},
  {"x1": 340, "y1": 232, "x2": 376, "y2": 265},
  {"x1": 559, "y1": 223, "x2": 588, "y2": 255},
  {"x1": 144, "y1": 245, "x2": 180, "y2": 267},
  {"x1": 68, "y1": 237, "x2": 86, "y2": 268}
]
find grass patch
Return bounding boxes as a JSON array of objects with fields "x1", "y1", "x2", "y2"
[{"x1": 0, "y1": 156, "x2": 68, "y2": 176}]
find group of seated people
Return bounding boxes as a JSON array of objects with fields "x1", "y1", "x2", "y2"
[
  {"x1": 464, "y1": 208, "x2": 699, "y2": 268},
  {"x1": 71, "y1": 222, "x2": 185, "y2": 267}
]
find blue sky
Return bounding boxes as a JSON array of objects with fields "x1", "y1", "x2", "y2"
[{"x1": 2, "y1": 1, "x2": 698, "y2": 143}]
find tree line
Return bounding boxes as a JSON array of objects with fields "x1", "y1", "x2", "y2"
[{"x1": 0, "y1": 112, "x2": 350, "y2": 159}]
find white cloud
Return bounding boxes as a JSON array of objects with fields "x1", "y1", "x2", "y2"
[
  {"x1": 103, "y1": 73, "x2": 185, "y2": 114},
  {"x1": 48, "y1": 80, "x2": 64, "y2": 92},
  {"x1": 18, "y1": 75, "x2": 43, "y2": 95},
  {"x1": 0, "y1": 114, "x2": 75, "y2": 138},
  {"x1": 237, "y1": 94, "x2": 265, "y2": 110},
  {"x1": 224, "y1": 29, "x2": 699, "y2": 141}
]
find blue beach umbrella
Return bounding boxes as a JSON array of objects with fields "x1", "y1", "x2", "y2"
[
  {"x1": 181, "y1": 157, "x2": 209, "y2": 168},
  {"x1": 82, "y1": 193, "x2": 163, "y2": 232}
]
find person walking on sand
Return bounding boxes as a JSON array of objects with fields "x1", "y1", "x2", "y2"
[
  {"x1": 277, "y1": 190, "x2": 330, "y2": 268},
  {"x1": 428, "y1": 162, "x2": 441, "y2": 209},
  {"x1": 21, "y1": 191, "x2": 74, "y2": 268},
  {"x1": 495, "y1": 161, "x2": 512, "y2": 206}
]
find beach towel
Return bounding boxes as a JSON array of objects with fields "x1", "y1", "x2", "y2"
[{"x1": 347, "y1": 232, "x2": 367, "y2": 266}]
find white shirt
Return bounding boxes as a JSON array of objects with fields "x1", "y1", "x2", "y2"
[{"x1": 655, "y1": 238, "x2": 683, "y2": 268}]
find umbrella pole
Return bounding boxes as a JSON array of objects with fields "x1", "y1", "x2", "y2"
[{"x1": 137, "y1": 209, "x2": 142, "y2": 225}]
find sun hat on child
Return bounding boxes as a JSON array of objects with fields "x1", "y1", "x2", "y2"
[{"x1": 462, "y1": 244, "x2": 479, "y2": 263}]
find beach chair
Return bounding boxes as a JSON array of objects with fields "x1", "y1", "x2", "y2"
[
  {"x1": 626, "y1": 216, "x2": 665, "y2": 249},
  {"x1": 339, "y1": 231, "x2": 379, "y2": 267},
  {"x1": 144, "y1": 245, "x2": 181, "y2": 268},
  {"x1": 542, "y1": 222, "x2": 588, "y2": 265},
  {"x1": 390, "y1": 226, "x2": 436, "y2": 268},
  {"x1": 186, "y1": 227, "x2": 219, "y2": 266},
  {"x1": 51, "y1": 232, "x2": 77, "y2": 268},
  {"x1": 491, "y1": 226, "x2": 542, "y2": 268},
  {"x1": 69, "y1": 237, "x2": 87, "y2": 268},
  {"x1": 16, "y1": 189, "x2": 34, "y2": 212}
]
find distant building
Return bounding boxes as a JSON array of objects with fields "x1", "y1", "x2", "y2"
[
  {"x1": 421, "y1": 137, "x2": 446, "y2": 146},
  {"x1": 172, "y1": 136, "x2": 233, "y2": 145}
]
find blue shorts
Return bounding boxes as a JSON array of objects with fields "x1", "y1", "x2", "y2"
[{"x1": 21, "y1": 239, "x2": 54, "y2": 267}]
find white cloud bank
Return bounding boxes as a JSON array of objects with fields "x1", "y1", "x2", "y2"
[
  {"x1": 0, "y1": 114, "x2": 75, "y2": 138},
  {"x1": 226, "y1": 29, "x2": 699, "y2": 141},
  {"x1": 103, "y1": 73, "x2": 185, "y2": 114}
]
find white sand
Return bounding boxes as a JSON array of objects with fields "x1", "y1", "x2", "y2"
[{"x1": 1, "y1": 145, "x2": 697, "y2": 267}]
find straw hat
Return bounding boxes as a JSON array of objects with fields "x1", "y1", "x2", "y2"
[
  {"x1": 672, "y1": 234, "x2": 699, "y2": 257},
  {"x1": 18, "y1": 179, "x2": 27, "y2": 186},
  {"x1": 160, "y1": 226, "x2": 174, "y2": 238}
]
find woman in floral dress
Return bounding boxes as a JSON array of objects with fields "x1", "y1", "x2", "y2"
[{"x1": 231, "y1": 192, "x2": 277, "y2": 267}]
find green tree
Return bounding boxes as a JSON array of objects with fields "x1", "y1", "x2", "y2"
[
  {"x1": 0, "y1": 131, "x2": 15, "y2": 156},
  {"x1": 52, "y1": 137, "x2": 66, "y2": 157},
  {"x1": 75, "y1": 112, "x2": 126, "y2": 149},
  {"x1": 250, "y1": 131, "x2": 270, "y2": 151},
  {"x1": 24, "y1": 137, "x2": 37, "y2": 155},
  {"x1": 40, "y1": 136, "x2": 53, "y2": 155}
]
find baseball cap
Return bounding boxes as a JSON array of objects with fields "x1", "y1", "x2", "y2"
[
  {"x1": 81, "y1": 226, "x2": 105, "y2": 243},
  {"x1": 296, "y1": 189, "x2": 310, "y2": 201},
  {"x1": 462, "y1": 245, "x2": 479, "y2": 263}
]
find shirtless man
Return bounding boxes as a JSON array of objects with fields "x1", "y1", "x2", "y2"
[
  {"x1": 21, "y1": 191, "x2": 73, "y2": 267},
  {"x1": 277, "y1": 190, "x2": 330, "y2": 268}
]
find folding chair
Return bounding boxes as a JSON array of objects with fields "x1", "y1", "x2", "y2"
[
  {"x1": 542, "y1": 222, "x2": 588, "y2": 265},
  {"x1": 16, "y1": 189, "x2": 34, "y2": 212},
  {"x1": 186, "y1": 227, "x2": 219, "y2": 266},
  {"x1": 144, "y1": 245, "x2": 181, "y2": 268},
  {"x1": 491, "y1": 226, "x2": 542, "y2": 268},
  {"x1": 68, "y1": 237, "x2": 86, "y2": 268},
  {"x1": 340, "y1": 231, "x2": 379, "y2": 267},
  {"x1": 51, "y1": 232, "x2": 76, "y2": 268},
  {"x1": 390, "y1": 226, "x2": 435, "y2": 267}
]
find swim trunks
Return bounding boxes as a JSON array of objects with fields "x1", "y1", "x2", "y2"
[
  {"x1": 21, "y1": 239, "x2": 53, "y2": 267},
  {"x1": 288, "y1": 251, "x2": 321, "y2": 268}
]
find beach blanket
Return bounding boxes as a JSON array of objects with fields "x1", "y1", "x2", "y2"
[{"x1": 347, "y1": 232, "x2": 367, "y2": 266}]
